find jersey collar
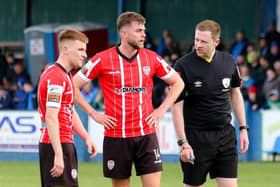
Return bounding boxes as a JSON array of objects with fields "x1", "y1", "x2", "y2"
[
  {"x1": 116, "y1": 45, "x2": 139, "y2": 63},
  {"x1": 55, "y1": 62, "x2": 69, "y2": 74}
]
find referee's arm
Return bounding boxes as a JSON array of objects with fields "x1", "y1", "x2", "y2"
[
  {"x1": 172, "y1": 101, "x2": 195, "y2": 163},
  {"x1": 230, "y1": 87, "x2": 249, "y2": 153}
]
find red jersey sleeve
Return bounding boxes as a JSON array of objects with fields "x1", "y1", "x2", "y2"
[
  {"x1": 77, "y1": 55, "x2": 102, "y2": 82},
  {"x1": 42, "y1": 73, "x2": 65, "y2": 109},
  {"x1": 153, "y1": 54, "x2": 175, "y2": 80}
]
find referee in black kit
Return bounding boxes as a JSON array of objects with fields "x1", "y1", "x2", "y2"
[{"x1": 171, "y1": 20, "x2": 249, "y2": 187}]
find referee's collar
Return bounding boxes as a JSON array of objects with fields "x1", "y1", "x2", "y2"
[{"x1": 195, "y1": 50, "x2": 216, "y2": 63}]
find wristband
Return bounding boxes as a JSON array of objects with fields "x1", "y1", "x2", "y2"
[
  {"x1": 239, "y1": 125, "x2": 249, "y2": 131},
  {"x1": 177, "y1": 139, "x2": 187, "y2": 146}
]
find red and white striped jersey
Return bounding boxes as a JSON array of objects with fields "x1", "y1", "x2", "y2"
[
  {"x1": 38, "y1": 63, "x2": 75, "y2": 143},
  {"x1": 78, "y1": 47, "x2": 175, "y2": 138}
]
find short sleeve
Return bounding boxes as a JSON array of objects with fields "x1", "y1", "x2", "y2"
[
  {"x1": 231, "y1": 65, "x2": 241, "y2": 88},
  {"x1": 45, "y1": 78, "x2": 65, "y2": 108},
  {"x1": 154, "y1": 54, "x2": 175, "y2": 80},
  {"x1": 77, "y1": 55, "x2": 102, "y2": 82}
]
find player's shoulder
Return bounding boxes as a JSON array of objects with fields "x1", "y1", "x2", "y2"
[
  {"x1": 89, "y1": 47, "x2": 116, "y2": 62},
  {"x1": 139, "y1": 48, "x2": 159, "y2": 57},
  {"x1": 40, "y1": 64, "x2": 66, "y2": 82}
]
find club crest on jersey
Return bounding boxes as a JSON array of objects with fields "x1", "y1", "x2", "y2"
[
  {"x1": 222, "y1": 78, "x2": 230, "y2": 88},
  {"x1": 143, "y1": 66, "x2": 150, "y2": 76},
  {"x1": 107, "y1": 160, "x2": 115, "y2": 170},
  {"x1": 71, "y1": 169, "x2": 77, "y2": 179}
]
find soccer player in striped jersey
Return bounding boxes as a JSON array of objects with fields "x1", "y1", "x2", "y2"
[
  {"x1": 73, "y1": 11, "x2": 184, "y2": 187},
  {"x1": 38, "y1": 29, "x2": 97, "y2": 187}
]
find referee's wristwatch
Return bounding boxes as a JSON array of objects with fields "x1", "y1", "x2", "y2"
[
  {"x1": 177, "y1": 139, "x2": 188, "y2": 146},
  {"x1": 239, "y1": 125, "x2": 249, "y2": 132}
]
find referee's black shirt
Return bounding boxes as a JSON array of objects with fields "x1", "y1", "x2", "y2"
[{"x1": 174, "y1": 50, "x2": 241, "y2": 130}]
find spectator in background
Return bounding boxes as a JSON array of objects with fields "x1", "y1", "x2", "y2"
[
  {"x1": 235, "y1": 54, "x2": 247, "y2": 67},
  {"x1": 258, "y1": 35, "x2": 269, "y2": 57},
  {"x1": 6, "y1": 59, "x2": 30, "y2": 91},
  {"x1": 230, "y1": 31, "x2": 248, "y2": 59},
  {"x1": 0, "y1": 85, "x2": 12, "y2": 109},
  {"x1": 263, "y1": 68, "x2": 280, "y2": 96},
  {"x1": 262, "y1": 68, "x2": 280, "y2": 108},
  {"x1": 170, "y1": 52, "x2": 180, "y2": 66},
  {"x1": 266, "y1": 89, "x2": 280, "y2": 109},
  {"x1": 0, "y1": 49, "x2": 8, "y2": 85},
  {"x1": 247, "y1": 85, "x2": 259, "y2": 110},
  {"x1": 161, "y1": 35, "x2": 181, "y2": 57},
  {"x1": 157, "y1": 29, "x2": 172, "y2": 55},
  {"x1": 24, "y1": 82, "x2": 36, "y2": 110},
  {"x1": 265, "y1": 20, "x2": 280, "y2": 47},
  {"x1": 266, "y1": 41, "x2": 280, "y2": 64},
  {"x1": 273, "y1": 60, "x2": 280, "y2": 76},
  {"x1": 81, "y1": 81, "x2": 99, "y2": 105},
  {"x1": 92, "y1": 90, "x2": 105, "y2": 110},
  {"x1": 240, "y1": 65, "x2": 256, "y2": 99},
  {"x1": 144, "y1": 32, "x2": 156, "y2": 51},
  {"x1": 246, "y1": 43, "x2": 259, "y2": 65},
  {"x1": 13, "y1": 77, "x2": 27, "y2": 109}
]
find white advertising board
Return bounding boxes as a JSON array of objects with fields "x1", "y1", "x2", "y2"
[{"x1": 0, "y1": 111, "x2": 41, "y2": 152}]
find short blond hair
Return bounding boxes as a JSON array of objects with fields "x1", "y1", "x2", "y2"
[
  {"x1": 117, "y1": 11, "x2": 146, "y2": 31},
  {"x1": 58, "y1": 29, "x2": 88, "y2": 51},
  {"x1": 196, "y1": 20, "x2": 221, "y2": 41}
]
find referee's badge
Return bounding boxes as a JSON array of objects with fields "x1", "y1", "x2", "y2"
[
  {"x1": 222, "y1": 78, "x2": 230, "y2": 88},
  {"x1": 107, "y1": 160, "x2": 115, "y2": 170},
  {"x1": 143, "y1": 66, "x2": 150, "y2": 75}
]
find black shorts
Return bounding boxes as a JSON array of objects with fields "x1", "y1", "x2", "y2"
[
  {"x1": 39, "y1": 143, "x2": 78, "y2": 187},
  {"x1": 181, "y1": 125, "x2": 238, "y2": 186},
  {"x1": 103, "y1": 133, "x2": 162, "y2": 178}
]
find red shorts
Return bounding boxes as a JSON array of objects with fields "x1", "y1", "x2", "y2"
[
  {"x1": 39, "y1": 143, "x2": 78, "y2": 187},
  {"x1": 103, "y1": 133, "x2": 162, "y2": 178}
]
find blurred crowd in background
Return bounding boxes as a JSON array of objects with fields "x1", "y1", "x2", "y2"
[{"x1": 0, "y1": 20, "x2": 280, "y2": 111}]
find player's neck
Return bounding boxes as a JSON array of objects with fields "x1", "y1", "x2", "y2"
[
  {"x1": 118, "y1": 43, "x2": 138, "y2": 59},
  {"x1": 56, "y1": 56, "x2": 71, "y2": 72}
]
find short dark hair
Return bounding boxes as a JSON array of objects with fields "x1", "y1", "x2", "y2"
[
  {"x1": 117, "y1": 11, "x2": 145, "y2": 31},
  {"x1": 196, "y1": 20, "x2": 221, "y2": 41}
]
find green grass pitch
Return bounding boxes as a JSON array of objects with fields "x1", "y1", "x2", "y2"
[{"x1": 0, "y1": 161, "x2": 279, "y2": 187}]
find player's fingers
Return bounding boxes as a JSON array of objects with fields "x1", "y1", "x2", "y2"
[
  {"x1": 106, "y1": 117, "x2": 117, "y2": 127},
  {"x1": 107, "y1": 115, "x2": 117, "y2": 122},
  {"x1": 50, "y1": 167, "x2": 63, "y2": 177},
  {"x1": 103, "y1": 120, "x2": 116, "y2": 129},
  {"x1": 90, "y1": 148, "x2": 98, "y2": 159}
]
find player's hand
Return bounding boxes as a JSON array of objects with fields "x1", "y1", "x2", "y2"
[
  {"x1": 180, "y1": 142, "x2": 195, "y2": 165},
  {"x1": 91, "y1": 111, "x2": 117, "y2": 129},
  {"x1": 239, "y1": 130, "x2": 249, "y2": 154},
  {"x1": 145, "y1": 108, "x2": 166, "y2": 127},
  {"x1": 85, "y1": 138, "x2": 98, "y2": 159},
  {"x1": 50, "y1": 153, "x2": 64, "y2": 178}
]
